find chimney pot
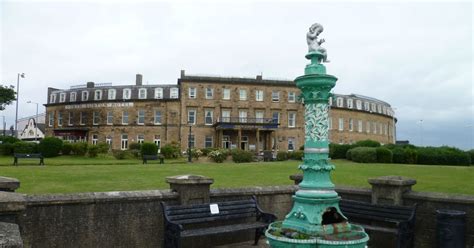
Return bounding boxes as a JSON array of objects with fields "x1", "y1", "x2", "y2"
[
  {"x1": 86, "y1": 82, "x2": 95, "y2": 88},
  {"x1": 136, "y1": 74, "x2": 143, "y2": 86}
]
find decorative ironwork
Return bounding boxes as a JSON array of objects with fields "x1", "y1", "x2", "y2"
[{"x1": 304, "y1": 103, "x2": 329, "y2": 142}]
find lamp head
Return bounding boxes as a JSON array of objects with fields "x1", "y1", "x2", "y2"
[
  {"x1": 20, "y1": 73, "x2": 25, "y2": 78},
  {"x1": 27, "y1": 101, "x2": 31, "y2": 103}
]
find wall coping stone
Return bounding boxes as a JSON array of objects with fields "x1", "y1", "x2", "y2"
[
  {"x1": 166, "y1": 175, "x2": 214, "y2": 185},
  {"x1": 368, "y1": 175, "x2": 417, "y2": 186},
  {"x1": 25, "y1": 190, "x2": 178, "y2": 206},
  {"x1": 405, "y1": 191, "x2": 474, "y2": 204},
  {"x1": 0, "y1": 222, "x2": 23, "y2": 248},
  {"x1": 0, "y1": 192, "x2": 26, "y2": 212},
  {"x1": 0, "y1": 177, "x2": 20, "y2": 192},
  {"x1": 211, "y1": 185, "x2": 298, "y2": 197}
]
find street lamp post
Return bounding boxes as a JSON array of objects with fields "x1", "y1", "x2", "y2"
[
  {"x1": 419, "y1": 119, "x2": 424, "y2": 146},
  {"x1": 1, "y1": 116, "x2": 5, "y2": 136},
  {"x1": 27, "y1": 101, "x2": 39, "y2": 142},
  {"x1": 188, "y1": 123, "x2": 193, "y2": 163},
  {"x1": 15, "y1": 73, "x2": 25, "y2": 137}
]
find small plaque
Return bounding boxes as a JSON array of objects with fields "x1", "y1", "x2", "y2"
[{"x1": 210, "y1": 204, "x2": 219, "y2": 214}]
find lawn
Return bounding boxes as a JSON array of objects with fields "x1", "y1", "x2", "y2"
[{"x1": 0, "y1": 155, "x2": 473, "y2": 195}]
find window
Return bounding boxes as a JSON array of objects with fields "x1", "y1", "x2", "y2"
[
  {"x1": 154, "y1": 88, "x2": 163, "y2": 99},
  {"x1": 106, "y1": 135, "x2": 112, "y2": 147},
  {"x1": 122, "y1": 111, "x2": 129, "y2": 125},
  {"x1": 108, "y1": 89, "x2": 116, "y2": 100},
  {"x1": 107, "y1": 111, "x2": 113, "y2": 125},
  {"x1": 255, "y1": 90, "x2": 264, "y2": 101},
  {"x1": 93, "y1": 111, "x2": 100, "y2": 125},
  {"x1": 189, "y1": 135, "x2": 195, "y2": 148},
  {"x1": 358, "y1": 120, "x2": 363, "y2": 132},
  {"x1": 328, "y1": 117, "x2": 332, "y2": 130},
  {"x1": 205, "y1": 109, "x2": 213, "y2": 125},
  {"x1": 347, "y1": 99, "x2": 353, "y2": 108},
  {"x1": 377, "y1": 105, "x2": 382, "y2": 113},
  {"x1": 57, "y1": 112, "x2": 63, "y2": 126},
  {"x1": 382, "y1": 106, "x2": 387, "y2": 115},
  {"x1": 221, "y1": 110, "x2": 231, "y2": 122},
  {"x1": 123, "y1": 88, "x2": 131, "y2": 100},
  {"x1": 154, "y1": 135, "x2": 161, "y2": 149},
  {"x1": 188, "y1": 109, "x2": 196, "y2": 124},
  {"x1": 205, "y1": 88, "x2": 213, "y2": 99},
  {"x1": 371, "y1": 103, "x2": 376, "y2": 112},
  {"x1": 255, "y1": 111, "x2": 264, "y2": 123},
  {"x1": 384, "y1": 124, "x2": 388, "y2": 135},
  {"x1": 139, "y1": 88, "x2": 147, "y2": 99},
  {"x1": 337, "y1": 97, "x2": 344, "y2": 107},
  {"x1": 349, "y1": 118, "x2": 353, "y2": 131},
  {"x1": 329, "y1": 97, "x2": 333, "y2": 105},
  {"x1": 373, "y1": 122, "x2": 377, "y2": 134},
  {"x1": 188, "y1": 87, "x2": 196, "y2": 99},
  {"x1": 92, "y1": 134, "x2": 98, "y2": 145},
  {"x1": 239, "y1": 110, "x2": 247, "y2": 123},
  {"x1": 356, "y1": 100, "x2": 362, "y2": 110},
  {"x1": 338, "y1": 118, "x2": 344, "y2": 131},
  {"x1": 288, "y1": 92, "x2": 296, "y2": 103},
  {"x1": 379, "y1": 123, "x2": 383, "y2": 134},
  {"x1": 239, "y1": 89, "x2": 247, "y2": 101},
  {"x1": 170, "y1": 88, "x2": 179, "y2": 99},
  {"x1": 223, "y1": 88, "x2": 230, "y2": 100},
  {"x1": 364, "y1": 102, "x2": 370, "y2": 111},
  {"x1": 205, "y1": 136, "x2": 213, "y2": 148},
  {"x1": 68, "y1": 112, "x2": 73, "y2": 126},
  {"x1": 137, "y1": 134, "x2": 145, "y2": 144},
  {"x1": 81, "y1": 91, "x2": 88, "y2": 101},
  {"x1": 94, "y1": 90, "x2": 102, "y2": 100},
  {"x1": 272, "y1": 91, "x2": 280, "y2": 102},
  {"x1": 59, "y1": 93, "x2": 66, "y2": 103},
  {"x1": 50, "y1": 94, "x2": 56, "y2": 103},
  {"x1": 121, "y1": 134, "x2": 128, "y2": 150},
  {"x1": 288, "y1": 137, "x2": 295, "y2": 151},
  {"x1": 137, "y1": 110, "x2": 145, "y2": 125},
  {"x1": 154, "y1": 111, "x2": 162, "y2": 125},
  {"x1": 366, "y1": 121, "x2": 371, "y2": 133},
  {"x1": 288, "y1": 112, "x2": 296, "y2": 128},
  {"x1": 80, "y1": 112, "x2": 86, "y2": 125},
  {"x1": 70, "y1": 92, "x2": 76, "y2": 102},
  {"x1": 48, "y1": 112, "x2": 54, "y2": 127},
  {"x1": 272, "y1": 111, "x2": 280, "y2": 124}
]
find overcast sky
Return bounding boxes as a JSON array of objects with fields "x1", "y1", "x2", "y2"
[{"x1": 1, "y1": 1, "x2": 473, "y2": 149}]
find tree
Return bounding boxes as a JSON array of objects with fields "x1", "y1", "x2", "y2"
[{"x1": 0, "y1": 85, "x2": 16, "y2": 110}]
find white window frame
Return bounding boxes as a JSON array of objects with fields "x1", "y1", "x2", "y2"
[
  {"x1": 59, "y1": 93, "x2": 66, "y2": 103},
  {"x1": 50, "y1": 94, "x2": 56, "y2": 103},
  {"x1": 138, "y1": 88, "x2": 147, "y2": 99},
  {"x1": 272, "y1": 111, "x2": 280, "y2": 124},
  {"x1": 347, "y1": 99, "x2": 353, "y2": 109},
  {"x1": 356, "y1": 100, "x2": 362, "y2": 110},
  {"x1": 239, "y1": 110, "x2": 247, "y2": 123},
  {"x1": 70, "y1": 92, "x2": 76, "y2": 102},
  {"x1": 154, "y1": 135, "x2": 161, "y2": 149},
  {"x1": 366, "y1": 121, "x2": 371, "y2": 133},
  {"x1": 94, "y1": 90, "x2": 102, "y2": 101},
  {"x1": 108, "y1": 89, "x2": 116, "y2": 100},
  {"x1": 68, "y1": 112, "x2": 73, "y2": 126},
  {"x1": 48, "y1": 112, "x2": 54, "y2": 127},
  {"x1": 272, "y1": 91, "x2": 280, "y2": 102},
  {"x1": 255, "y1": 111, "x2": 264, "y2": 123},
  {"x1": 170, "y1": 88, "x2": 179, "y2": 99},
  {"x1": 81, "y1": 91, "x2": 88, "y2": 101},
  {"x1": 364, "y1": 102, "x2": 370, "y2": 111},
  {"x1": 338, "y1": 118, "x2": 344, "y2": 131},
  {"x1": 221, "y1": 110, "x2": 231, "y2": 122},
  {"x1": 93, "y1": 111, "x2": 100, "y2": 125},
  {"x1": 371, "y1": 103, "x2": 376, "y2": 112},
  {"x1": 205, "y1": 88, "x2": 213, "y2": 99},
  {"x1": 107, "y1": 111, "x2": 113, "y2": 125},
  {"x1": 137, "y1": 110, "x2": 145, "y2": 125},
  {"x1": 349, "y1": 118, "x2": 353, "y2": 131},
  {"x1": 137, "y1": 134, "x2": 145, "y2": 144},
  {"x1": 255, "y1": 90, "x2": 264, "y2": 102},
  {"x1": 154, "y1": 88, "x2": 163, "y2": 99},
  {"x1": 106, "y1": 136, "x2": 112, "y2": 147},
  {"x1": 358, "y1": 120, "x2": 363, "y2": 133},
  {"x1": 57, "y1": 112, "x2": 63, "y2": 126},
  {"x1": 223, "y1": 88, "x2": 230, "y2": 100},
  {"x1": 373, "y1": 121, "x2": 377, "y2": 134},
  {"x1": 204, "y1": 109, "x2": 213, "y2": 125},
  {"x1": 188, "y1": 87, "x2": 196, "y2": 99},
  {"x1": 288, "y1": 112, "x2": 296, "y2": 128},
  {"x1": 188, "y1": 109, "x2": 196, "y2": 124},
  {"x1": 122, "y1": 111, "x2": 129, "y2": 125},
  {"x1": 123, "y1": 88, "x2": 131, "y2": 100},
  {"x1": 239, "y1": 89, "x2": 247, "y2": 101},
  {"x1": 328, "y1": 118, "x2": 332, "y2": 130},
  {"x1": 92, "y1": 134, "x2": 98, "y2": 145},
  {"x1": 337, "y1": 97, "x2": 344, "y2": 107},
  {"x1": 121, "y1": 134, "x2": 128, "y2": 150},
  {"x1": 288, "y1": 137, "x2": 295, "y2": 151},
  {"x1": 205, "y1": 136, "x2": 213, "y2": 148},
  {"x1": 154, "y1": 110, "x2": 162, "y2": 125},
  {"x1": 80, "y1": 112, "x2": 86, "y2": 125},
  {"x1": 288, "y1": 92, "x2": 296, "y2": 103}
]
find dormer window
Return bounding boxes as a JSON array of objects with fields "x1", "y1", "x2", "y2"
[
  {"x1": 50, "y1": 93, "x2": 57, "y2": 103},
  {"x1": 336, "y1": 97, "x2": 344, "y2": 107},
  {"x1": 94, "y1": 90, "x2": 102, "y2": 100},
  {"x1": 347, "y1": 99, "x2": 353, "y2": 108},
  {"x1": 108, "y1": 89, "x2": 116, "y2": 100},
  {"x1": 170, "y1": 88, "x2": 179, "y2": 99},
  {"x1": 139, "y1": 88, "x2": 147, "y2": 99},
  {"x1": 364, "y1": 102, "x2": 370, "y2": 111},
  {"x1": 59, "y1": 93, "x2": 66, "y2": 103},
  {"x1": 356, "y1": 100, "x2": 362, "y2": 110},
  {"x1": 70, "y1": 92, "x2": 76, "y2": 102},
  {"x1": 81, "y1": 91, "x2": 88, "y2": 101},
  {"x1": 155, "y1": 88, "x2": 163, "y2": 99},
  {"x1": 123, "y1": 88, "x2": 131, "y2": 100}
]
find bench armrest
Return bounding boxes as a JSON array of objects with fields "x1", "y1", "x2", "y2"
[{"x1": 252, "y1": 196, "x2": 277, "y2": 223}]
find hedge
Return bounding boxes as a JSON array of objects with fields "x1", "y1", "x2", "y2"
[
  {"x1": 329, "y1": 144, "x2": 353, "y2": 159},
  {"x1": 231, "y1": 149, "x2": 254, "y2": 163},
  {"x1": 88, "y1": 145, "x2": 99, "y2": 157},
  {"x1": 160, "y1": 142, "x2": 181, "y2": 159},
  {"x1": 0, "y1": 143, "x2": 14, "y2": 155},
  {"x1": 376, "y1": 147, "x2": 393, "y2": 163},
  {"x1": 350, "y1": 147, "x2": 377, "y2": 163},
  {"x1": 416, "y1": 146, "x2": 471, "y2": 166},
  {"x1": 13, "y1": 141, "x2": 38, "y2": 154},
  {"x1": 468, "y1": 149, "x2": 474, "y2": 165},
  {"x1": 72, "y1": 142, "x2": 88, "y2": 156},
  {"x1": 354, "y1": 140, "x2": 381, "y2": 147},
  {"x1": 141, "y1": 142, "x2": 158, "y2": 156},
  {"x1": 288, "y1": 150, "x2": 304, "y2": 160},
  {"x1": 276, "y1": 151, "x2": 288, "y2": 161},
  {"x1": 61, "y1": 143, "x2": 73, "y2": 155},
  {"x1": 38, "y1": 137, "x2": 63, "y2": 157}
]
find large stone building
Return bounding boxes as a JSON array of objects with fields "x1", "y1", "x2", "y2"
[{"x1": 44, "y1": 71, "x2": 396, "y2": 152}]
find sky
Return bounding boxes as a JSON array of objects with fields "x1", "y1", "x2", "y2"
[{"x1": 1, "y1": 1, "x2": 473, "y2": 149}]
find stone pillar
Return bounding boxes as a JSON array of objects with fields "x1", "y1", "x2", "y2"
[
  {"x1": 166, "y1": 175, "x2": 214, "y2": 205},
  {"x1": 368, "y1": 176, "x2": 417, "y2": 205},
  {"x1": 0, "y1": 177, "x2": 20, "y2": 192},
  {"x1": 237, "y1": 128, "x2": 242, "y2": 150},
  {"x1": 256, "y1": 129, "x2": 260, "y2": 152}
]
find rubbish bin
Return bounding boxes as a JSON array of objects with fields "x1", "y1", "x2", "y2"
[{"x1": 436, "y1": 209, "x2": 466, "y2": 248}]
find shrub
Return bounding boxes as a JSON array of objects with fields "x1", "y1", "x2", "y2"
[
  {"x1": 346, "y1": 149, "x2": 353, "y2": 160},
  {"x1": 88, "y1": 145, "x2": 99, "y2": 157},
  {"x1": 416, "y1": 146, "x2": 470, "y2": 166},
  {"x1": 208, "y1": 149, "x2": 228, "y2": 163},
  {"x1": 38, "y1": 137, "x2": 63, "y2": 157},
  {"x1": 0, "y1": 142, "x2": 14, "y2": 155},
  {"x1": 13, "y1": 141, "x2": 38, "y2": 154},
  {"x1": 0, "y1": 136, "x2": 19, "y2": 144},
  {"x1": 231, "y1": 149, "x2": 254, "y2": 163},
  {"x1": 112, "y1": 149, "x2": 128, "y2": 160},
  {"x1": 97, "y1": 142, "x2": 110, "y2": 154},
  {"x1": 404, "y1": 148, "x2": 418, "y2": 164},
  {"x1": 201, "y1": 147, "x2": 217, "y2": 156},
  {"x1": 129, "y1": 142, "x2": 141, "y2": 150},
  {"x1": 376, "y1": 147, "x2": 393, "y2": 163},
  {"x1": 391, "y1": 147, "x2": 406, "y2": 164},
  {"x1": 468, "y1": 150, "x2": 474, "y2": 165},
  {"x1": 354, "y1": 140, "x2": 381, "y2": 148},
  {"x1": 191, "y1": 148, "x2": 203, "y2": 160},
  {"x1": 276, "y1": 151, "x2": 288, "y2": 161},
  {"x1": 330, "y1": 144, "x2": 353, "y2": 159},
  {"x1": 350, "y1": 147, "x2": 377, "y2": 163},
  {"x1": 160, "y1": 142, "x2": 181, "y2": 159},
  {"x1": 71, "y1": 142, "x2": 88, "y2": 156},
  {"x1": 288, "y1": 150, "x2": 304, "y2": 160},
  {"x1": 141, "y1": 142, "x2": 158, "y2": 156},
  {"x1": 61, "y1": 143, "x2": 73, "y2": 155}
]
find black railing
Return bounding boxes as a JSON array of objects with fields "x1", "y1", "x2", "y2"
[{"x1": 215, "y1": 117, "x2": 278, "y2": 124}]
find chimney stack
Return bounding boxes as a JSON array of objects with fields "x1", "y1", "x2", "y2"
[
  {"x1": 87, "y1": 82, "x2": 95, "y2": 88},
  {"x1": 180, "y1": 70, "x2": 185, "y2": 78},
  {"x1": 256, "y1": 75, "x2": 263, "y2": 81},
  {"x1": 136, "y1": 74, "x2": 143, "y2": 86}
]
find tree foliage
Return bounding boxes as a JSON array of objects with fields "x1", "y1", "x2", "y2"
[{"x1": 0, "y1": 85, "x2": 16, "y2": 110}]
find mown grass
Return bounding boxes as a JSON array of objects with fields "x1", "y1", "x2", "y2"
[{"x1": 0, "y1": 155, "x2": 472, "y2": 195}]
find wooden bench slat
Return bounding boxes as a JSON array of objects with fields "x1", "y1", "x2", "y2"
[
  {"x1": 165, "y1": 199, "x2": 254, "y2": 211},
  {"x1": 174, "y1": 212, "x2": 256, "y2": 225},
  {"x1": 169, "y1": 209, "x2": 256, "y2": 222},
  {"x1": 340, "y1": 207, "x2": 412, "y2": 222},
  {"x1": 181, "y1": 222, "x2": 268, "y2": 237},
  {"x1": 166, "y1": 203, "x2": 256, "y2": 216}
]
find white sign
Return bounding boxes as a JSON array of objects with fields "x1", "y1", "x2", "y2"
[
  {"x1": 65, "y1": 102, "x2": 134, "y2": 110},
  {"x1": 209, "y1": 204, "x2": 219, "y2": 214}
]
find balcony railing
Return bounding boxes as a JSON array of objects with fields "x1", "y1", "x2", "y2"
[{"x1": 214, "y1": 117, "x2": 279, "y2": 129}]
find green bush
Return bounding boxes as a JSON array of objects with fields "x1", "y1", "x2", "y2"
[
  {"x1": 112, "y1": 149, "x2": 128, "y2": 160},
  {"x1": 160, "y1": 142, "x2": 181, "y2": 159},
  {"x1": 391, "y1": 147, "x2": 406, "y2": 163},
  {"x1": 346, "y1": 149, "x2": 353, "y2": 160},
  {"x1": 416, "y1": 146, "x2": 470, "y2": 166},
  {"x1": 13, "y1": 141, "x2": 38, "y2": 154},
  {"x1": 97, "y1": 142, "x2": 109, "y2": 154},
  {"x1": 376, "y1": 147, "x2": 393, "y2": 163},
  {"x1": 129, "y1": 142, "x2": 141, "y2": 150},
  {"x1": 276, "y1": 151, "x2": 288, "y2": 161},
  {"x1": 468, "y1": 150, "x2": 474, "y2": 165},
  {"x1": 38, "y1": 137, "x2": 63, "y2": 157},
  {"x1": 0, "y1": 142, "x2": 14, "y2": 155},
  {"x1": 208, "y1": 149, "x2": 228, "y2": 163},
  {"x1": 71, "y1": 142, "x2": 88, "y2": 156},
  {"x1": 201, "y1": 147, "x2": 217, "y2": 156},
  {"x1": 288, "y1": 150, "x2": 304, "y2": 160},
  {"x1": 404, "y1": 148, "x2": 418, "y2": 164},
  {"x1": 88, "y1": 145, "x2": 99, "y2": 157},
  {"x1": 141, "y1": 142, "x2": 158, "y2": 156},
  {"x1": 350, "y1": 147, "x2": 377, "y2": 163},
  {"x1": 61, "y1": 143, "x2": 73, "y2": 155},
  {"x1": 354, "y1": 140, "x2": 381, "y2": 148},
  {"x1": 0, "y1": 136, "x2": 19, "y2": 144},
  {"x1": 330, "y1": 144, "x2": 353, "y2": 159},
  {"x1": 231, "y1": 149, "x2": 254, "y2": 163},
  {"x1": 191, "y1": 148, "x2": 203, "y2": 160}
]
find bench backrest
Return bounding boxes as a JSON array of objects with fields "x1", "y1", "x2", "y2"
[
  {"x1": 339, "y1": 199, "x2": 416, "y2": 223},
  {"x1": 14, "y1": 153, "x2": 43, "y2": 158},
  {"x1": 162, "y1": 198, "x2": 258, "y2": 225},
  {"x1": 143, "y1": 155, "x2": 158, "y2": 159}
]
